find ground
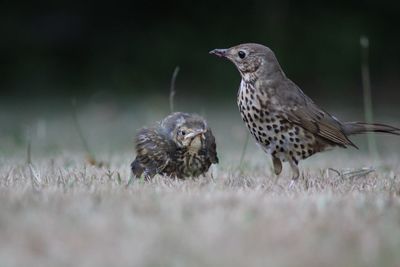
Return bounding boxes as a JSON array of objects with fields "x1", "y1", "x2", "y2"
[{"x1": 0, "y1": 101, "x2": 399, "y2": 267}]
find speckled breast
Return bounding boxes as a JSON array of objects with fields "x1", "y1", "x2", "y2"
[
  {"x1": 174, "y1": 149, "x2": 210, "y2": 178},
  {"x1": 237, "y1": 81, "x2": 317, "y2": 164}
]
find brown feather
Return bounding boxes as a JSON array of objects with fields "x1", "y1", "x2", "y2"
[{"x1": 275, "y1": 80, "x2": 356, "y2": 148}]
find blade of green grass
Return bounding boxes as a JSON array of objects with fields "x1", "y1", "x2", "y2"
[
  {"x1": 169, "y1": 66, "x2": 180, "y2": 113},
  {"x1": 360, "y1": 36, "x2": 378, "y2": 159},
  {"x1": 238, "y1": 132, "x2": 250, "y2": 171}
]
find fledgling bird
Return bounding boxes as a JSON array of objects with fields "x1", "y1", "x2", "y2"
[
  {"x1": 210, "y1": 43, "x2": 400, "y2": 185},
  {"x1": 131, "y1": 112, "x2": 218, "y2": 179}
]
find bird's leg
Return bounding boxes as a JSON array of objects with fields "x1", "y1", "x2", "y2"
[
  {"x1": 272, "y1": 156, "x2": 283, "y2": 175},
  {"x1": 272, "y1": 156, "x2": 282, "y2": 183},
  {"x1": 288, "y1": 160, "x2": 300, "y2": 189}
]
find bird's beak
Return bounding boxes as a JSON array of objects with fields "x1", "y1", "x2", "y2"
[
  {"x1": 184, "y1": 130, "x2": 207, "y2": 140},
  {"x1": 209, "y1": 48, "x2": 228, "y2": 58}
]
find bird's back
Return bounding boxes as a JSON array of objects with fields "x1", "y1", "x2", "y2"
[
  {"x1": 132, "y1": 112, "x2": 218, "y2": 179},
  {"x1": 133, "y1": 125, "x2": 176, "y2": 178}
]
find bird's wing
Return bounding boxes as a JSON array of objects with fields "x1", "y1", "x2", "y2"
[
  {"x1": 203, "y1": 128, "x2": 219, "y2": 164},
  {"x1": 275, "y1": 80, "x2": 356, "y2": 148},
  {"x1": 135, "y1": 127, "x2": 175, "y2": 174}
]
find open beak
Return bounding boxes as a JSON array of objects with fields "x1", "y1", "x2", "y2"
[
  {"x1": 209, "y1": 48, "x2": 228, "y2": 58},
  {"x1": 184, "y1": 130, "x2": 207, "y2": 140}
]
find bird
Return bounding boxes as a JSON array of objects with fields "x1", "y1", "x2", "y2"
[
  {"x1": 210, "y1": 43, "x2": 400, "y2": 185},
  {"x1": 131, "y1": 112, "x2": 218, "y2": 180}
]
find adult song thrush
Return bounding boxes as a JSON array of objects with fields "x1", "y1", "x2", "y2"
[
  {"x1": 210, "y1": 43, "x2": 399, "y2": 184},
  {"x1": 131, "y1": 112, "x2": 218, "y2": 179}
]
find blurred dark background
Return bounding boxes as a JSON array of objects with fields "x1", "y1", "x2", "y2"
[{"x1": 1, "y1": 0, "x2": 400, "y2": 106}]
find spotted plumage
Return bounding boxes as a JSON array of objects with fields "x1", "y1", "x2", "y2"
[
  {"x1": 237, "y1": 81, "x2": 319, "y2": 168},
  {"x1": 210, "y1": 43, "x2": 400, "y2": 184},
  {"x1": 131, "y1": 112, "x2": 218, "y2": 179}
]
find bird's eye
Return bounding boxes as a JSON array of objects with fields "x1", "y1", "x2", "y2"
[
  {"x1": 238, "y1": 51, "x2": 246, "y2": 59},
  {"x1": 180, "y1": 130, "x2": 186, "y2": 136}
]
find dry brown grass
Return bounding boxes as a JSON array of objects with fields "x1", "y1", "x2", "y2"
[{"x1": 1, "y1": 103, "x2": 400, "y2": 267}]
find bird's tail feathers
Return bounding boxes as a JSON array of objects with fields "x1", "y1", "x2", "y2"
[
  {"x1": 131, "y1": 159, "x2": 144, "y2": 178},
  {"x1": 343, "y1": 122, "x2": 400, "y2": 136}
]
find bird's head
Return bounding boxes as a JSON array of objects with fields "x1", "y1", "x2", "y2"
[
  {"x1": 173, "y1": 125, "x2": 206, "y2": 150},
  {"x1": 210, "y1": 43, "x2": 283, "y2": 82},
  {"x1": 161, "y1": 112, "x2": 208, "y2": 150}
]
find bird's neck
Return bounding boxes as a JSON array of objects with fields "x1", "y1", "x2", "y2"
[
  {"x1": 240, "y1": 72, "x2": 258, "y2": 84},
  {"x1": 241, "y1": 67, "x2": 285, "y2": 85}
]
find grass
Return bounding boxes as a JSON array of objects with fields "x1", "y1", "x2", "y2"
[
  {"x1": 360, "y1": 36, "x2": 378, "y2": 159},
  {"x1": 0, "y1": 102, "x2": 400, "y2": 267}
]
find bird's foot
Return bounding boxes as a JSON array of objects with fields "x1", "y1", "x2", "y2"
[
  {"x1": 288, "y1": 161, "x2": 299, "y2": 189},
  {"x1": 288, "y1": 179, "x2": 296, "y2": 189}
]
